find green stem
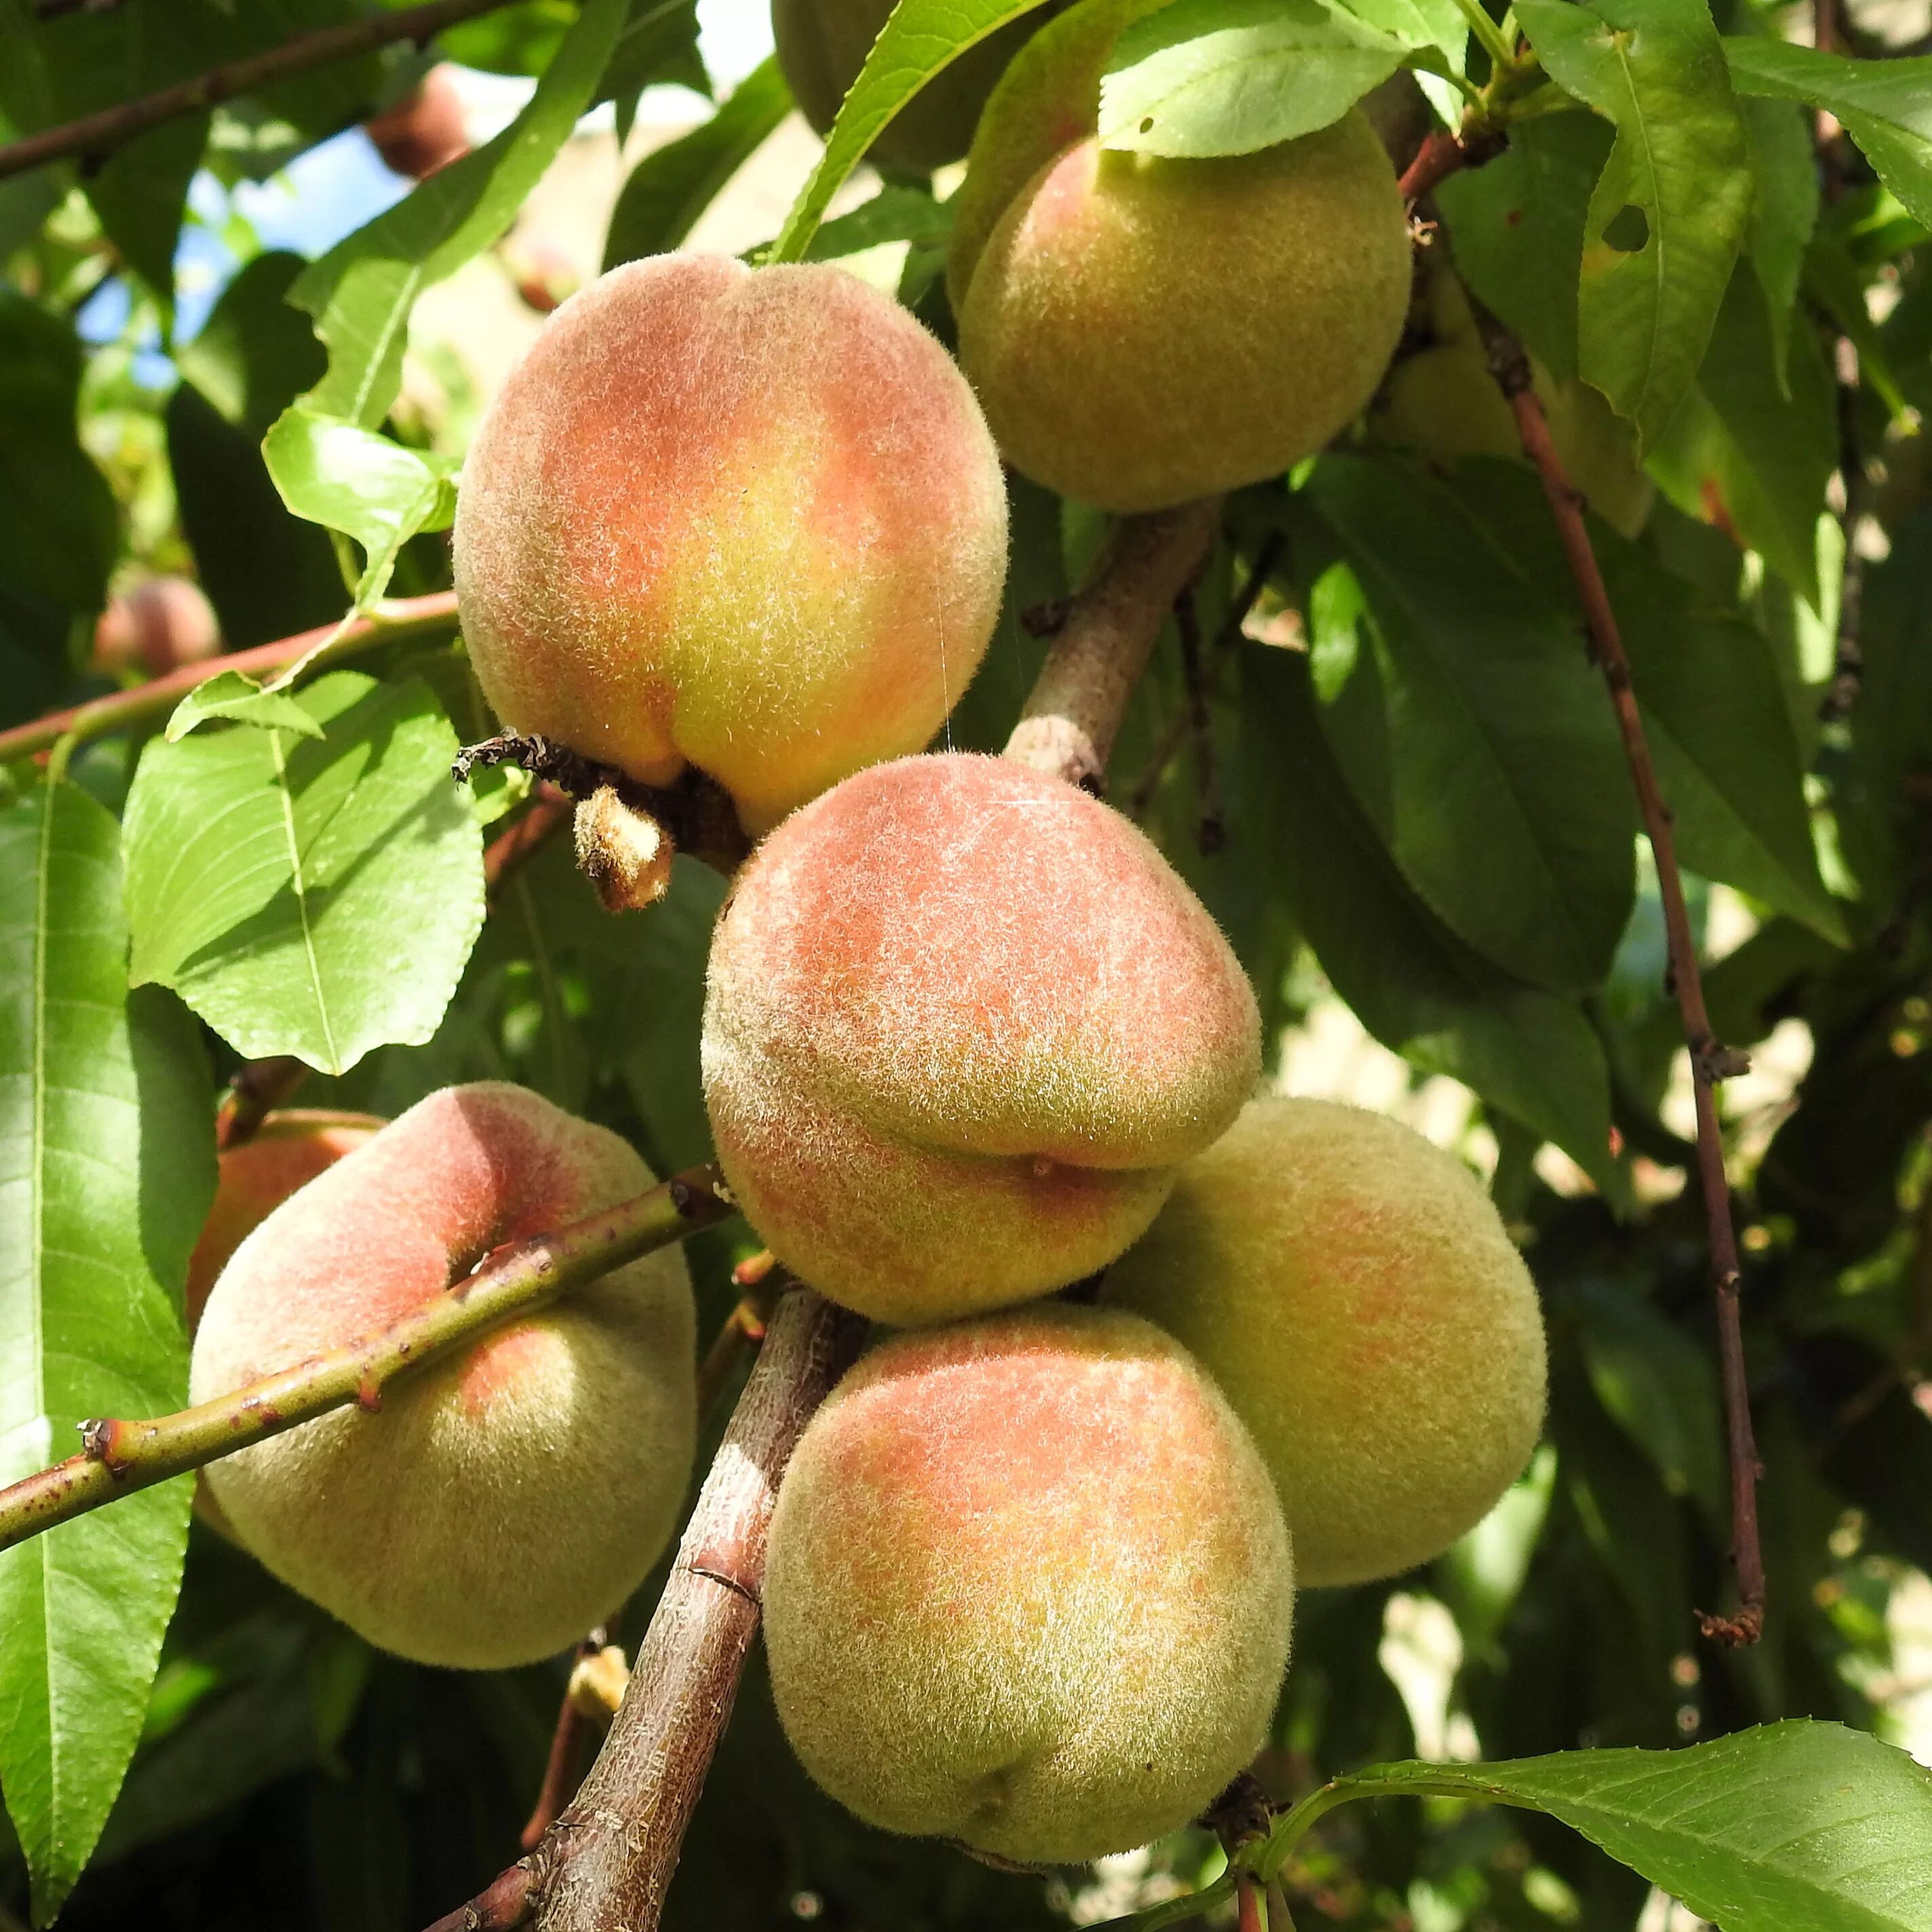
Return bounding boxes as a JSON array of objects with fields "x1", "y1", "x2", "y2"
[
  {"x1": 1448, "y1": 0, "x2": 1520, "y2": 76},
  {"x1": 0, "y1": 1163, "x2": 737, "y2": 1554}
]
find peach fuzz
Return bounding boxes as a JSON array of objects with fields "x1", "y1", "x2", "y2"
[
  {"x1": 452, "y1": 254, "x2": 1009, "y2": 835},
  {"x1": 762, "y1": 1305, "x2": 1293, "y2": 1863},
  {"x1": 701, "y1": 753, "x2": 1260, "y2": 1324},
  {"x1": 190, "y1": 1083, "x2": 695, "y2": 1669},
  {"x1": 948, "y1": 0, "x2": 1410, "y2": 511},
  {"x1": 185, "y1": 1110, "x2": 384, "y2": 1332},
  {"x1": 1105, "y1": 1097, "x2": 1548, "y2": 1586}
]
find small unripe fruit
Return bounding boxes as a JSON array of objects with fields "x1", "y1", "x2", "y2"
[
  {"x1": 1374, "y1": 265, "x2": 1654, "y2": 539},
  {"x1": 773, "y1": 0, "x2": 1059, "y2": 170},
  {"x1": 701, "y1": 753, "x2": 1260, "y2": 1323},
  {"x1": 1105, "y1": 1098, "x2": 1547, "y2": 1587},
  {"x1": 763, "y1": 1305, "x2": 1294, "y2": 1863},
  {"x1": 365, "y1": 64, "x2": 470, "y2": 180},
  {"x1": 92, "y1": 575, "x2": 220, "y2": 678},
  {"x1": 453, "y1": 254, "x2": 1009, "y2": 834},
  {"x1": 191, "y1": 1084, "x2": 696, "y2": 1669},
  {"x1": 950, "y1": 3, "x2": 1410, "y2": 511},
  {"x1": 185, "y1": 1109, "x2": 384, "y2": 1332}
]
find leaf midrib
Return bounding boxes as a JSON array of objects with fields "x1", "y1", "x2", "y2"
[{"x1": 268, "y1": 729, "x2": 339, "y2": 1070}]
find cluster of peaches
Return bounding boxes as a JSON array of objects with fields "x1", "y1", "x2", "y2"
[{"x1": 186, "y1": 0, "x2": 1558, "y2": 1868}]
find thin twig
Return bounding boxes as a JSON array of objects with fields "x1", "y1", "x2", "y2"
[
  {"x1": 0, "y1": 0, "x2": 521, "y2": 183},
  {"x1": 1125, "y1": 532, "x2": 1281, "y2": 821},
  {"x1": 0, "y1": 1166, "x2": 737, "y2": 1554},
  {"x1": 214, "y1": 1056, "x2": 311, "y2": 1152},
  {"x1": 695, "y1": 1252, "x2": 786, "y2": 1416},
  {"x1": 422, "y1": 1863, "x2": 537, "y2": 1932},
  {"x1": 456, "y1": 733, "x2": 752, "y2": 878},
  {"x1": 484, "y1": 786, "x2": 574, "y2": 902},
  {"x1": 1473, "y1": 306, "x2": 1766, "y2": 1646},
  {"x1": 521, "y1": 1629, "x2": 608, "y2": 1853},
  {"x1": 0, "y1": 592, "x2": 458, "y2": 765}
]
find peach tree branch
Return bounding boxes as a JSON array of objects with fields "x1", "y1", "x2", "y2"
[
  {"x1": 1472, "y1": 306, "x2": 1767, "y2": 1647},
  {"x1": 0, "y1": 592, "x2": 459, "y2": 766},
  {"x1": 0, "y1": 0, "x2": 520, "y2": 183},
  {"x1": 0, "y1": 1165, "x2": 739, "y2": 1554}
]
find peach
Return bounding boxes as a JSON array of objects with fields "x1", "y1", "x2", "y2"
[
  {"x1": 1105, "y1": 1098, "x2": 1548, "y2": 1586},
  {"x1": 92, "y1": 575, "x2": 220, "y2": 678},
  {"x1": 948, "y1": 1, "x2": 1411, "y2": 511},
  {"x1": 190, "y1": 1083, "x2": 696, "y2": 1669},
  {"x1": 364, "y1": 64, "x2": 470, "y2": 180},
  {"x1": 1374, "y1": 263, "x2": 1654, "y2": 539},
  {"x1": 773, "y1": 0, "x2": 1059, "y2": 170},
  {"x1": 762, "y1": 1305, "x2": 1294, "y2": 1862},
  {"x1": 185, "y1": 1110, "x2": 384, "y2": 1333},
  {"x1": 701, "y1": 753, "x2": 1260, "y2": 1323},
  {"x1": 452, "y1": 254, "x2": 1009, "y2": 834}
]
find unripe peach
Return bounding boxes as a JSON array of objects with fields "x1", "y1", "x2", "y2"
[
  {"x1": 701, "y1": 753, "x2": 1260, "y2": 1323},
  {"x1": 1105, "y1": 1098, "x2": 1547, "y2": 1587},
  {"x1": 365, "y1": 64, "x2": 470, "y2": 180},
  {"x1": 1374, "y1": 265, "x2": 1654, "y2": 539},
  {"x1": 773, "y1": 0, "x2": 1059, "y2": 170},
  {"x1": 763, "y1": 1305, "x2": 1294, "y2": 1863},
  {"x1": 949, "y1": 3, "x2": 1410, "y2": 511},
  {"x1": 452, "y1": 255, "x2": 1009, "y2": 834},
  {"x1": 92, "y1": 575, "x2": 220, "y2": 678},
  {"x1": 185, "y1": 1110, "x2": 384, "y2": 1334},
  {"x1": 191, "y1": 1084, "x2": 696, "y2": 1669}
]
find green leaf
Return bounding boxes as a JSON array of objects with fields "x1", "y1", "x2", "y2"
[
  {"x1": 1439, "y1": 112, "x2": 1613, "y2": 382},
  {"x1": 1301, "y1": 455, "x2": 1638, "y2": 993},
  {"x1": 1646, "y1": 262, "x2": 1838, "y2": 612},
  {"x1": 1739, "y1": 94, "x2": 1821, "y2": 384},
  {"x1": 801, "y1": 182, "x2": 954, "y2": 263},
  {"x1": 1255, "y1": 1724, "x2": 1932, "y2": 1932},
  {"x1": 770, "y1": 0, "x2": 1051, "y2": 262},
  {"x1": 1243, "y1": 642, "x2": 1620, "y2": 1193},
  {"x1": 1470, "y1": 456, "x2": 1847, "y2": 946},
  {"x1": 261, "y1": 408, "x2": 457, "y2": 611},
  {"x1": 1516, "y1": 0, "x2": 1754, "y2": 448},
  {"x1": 162, "y1": 672, "x2": 328, "y2": 743},
  {"x1": 1096, "y1": 0, "x2": 1406, "y2": 157},
  {"x1": 0, "y1": 783, "x2": 212, "y2": 1925},
  {"x1": 121, "y1": 672, "x2": 485, "y2": 1077},
  {"x1": 1724, "y1": 38, "x2": 1932, "y2": 231},
  {"x1": 604, "y1": 57, "x2": 792, "y2": 270},
  {"x1": 288, "y1": 0, "x2": 628, "y2": 427}
]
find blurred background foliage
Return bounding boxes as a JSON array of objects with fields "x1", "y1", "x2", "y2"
[{"x1": 2, "y1": 0, "x2": 1930, "y2": 1927}]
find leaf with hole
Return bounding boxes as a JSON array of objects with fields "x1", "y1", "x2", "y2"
[
  {"x1": 1096, "y1": 0, "x2": 1407, "y2": 157},
  {"x1": 1516, "y1": 0, "x2": 1754, "y2": 448}
]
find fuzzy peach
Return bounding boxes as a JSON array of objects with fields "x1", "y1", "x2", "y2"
[
  {"x1": 948, "y1": 1, "x2": 1411, "y2": 511},
  {"x1": 701, "y1": 752, "x2": 1260, "y2": 1324},
  {"x1": 185, "y1": 1110, "x2": 384, "y2": 1333},
  {"x1": 1105, "y1": 1097, "x2": 1548, "y2": 1586},
  {"x1": 92, "y1": 575, "x2": 220, "y2": 678},
  {"x1": 762, "y1": 1304, "x2": 1294, "y2": 1862},
  {"x1": 773, "y1": 0, "x2": 1059, "y2": 169},
  {"x1": 191, "y1": 1083, "x2": 696, "y2": 1669},
  {"x1": 452, "y1": 254, "x2": 1009, "y2": 835}
]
